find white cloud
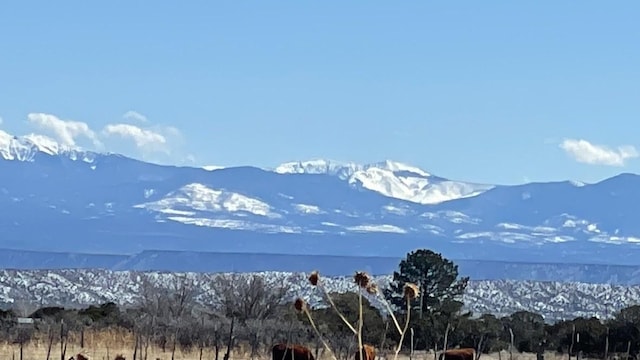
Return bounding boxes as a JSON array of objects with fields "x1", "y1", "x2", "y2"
[
  {"x1": 559, "y1": 139, "x2": 638, "y2": 166},
  {"x1": 27, "y1": 113, "x2": 102, "y2": 148},
  {"x1": 123, "y1": 110, "x2": 147, "y2": 123},
  {"x1": 19, "y1": 111, "x2": 191, "y2": 165},
  {"x1": 102, "y1": 123, "x2": 167, "y2": 152}
]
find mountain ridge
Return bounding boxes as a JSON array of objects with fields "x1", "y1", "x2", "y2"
[
  {"x1": 1, "y1": 247, "x2": 640, "y2": 285},
  {"x1": 2, "y1": 129, "x2": 640, "y2": 270}
]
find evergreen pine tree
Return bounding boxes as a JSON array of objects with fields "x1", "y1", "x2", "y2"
[{"x1": 384, "y1": 249, "x2": 469, "y2": 318}]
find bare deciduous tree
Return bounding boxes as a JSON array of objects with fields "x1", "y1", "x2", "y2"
[
  {"x1": 206, "y1": 314, "x2": 232, "y2": 360},
  {"x1": 134, "y1": 272, "x2": 170, "y2": 360},
  {"x1": 209, "y1": 274, "x2": 288, "y2": 323},
  {"x1": 166, "y1": 274, "x2": 197, "y2": 360},
  {"x1": 244, "y1": 319, "x2": 267, "y2": 360}
]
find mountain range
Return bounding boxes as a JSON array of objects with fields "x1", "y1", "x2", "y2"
[{"x1": 1, "y1": 130, "x2": 640, "y2": 280}]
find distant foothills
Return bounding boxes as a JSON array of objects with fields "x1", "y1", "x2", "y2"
[{"x1": 1, "y1": 248, "x2": 640, "y2": 285}]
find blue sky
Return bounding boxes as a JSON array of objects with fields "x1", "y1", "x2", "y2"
[{"x1": 0, "y1": 1, "x2": 638, "y2": 185}]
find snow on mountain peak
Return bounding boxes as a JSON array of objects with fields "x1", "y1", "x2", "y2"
[
  {"x1": 202, "y1": 165, "x2": 225, "y2": 171},
  {"x1": 22, "y1": 133, "x2": 70, "y2": 154},
  {"x1": 349, "y1": 166, "x2": 493, "y2": 205},
  {"x1": 370, "y1": 160, "x2": 431, "y2": 177},
  {"x1": 274, "y1": 159, "x2": 363, "y2": 179},
  {"x1": 273, "y1": 158, "x2": 492, "y2": 204},
  {"x1": 569, "y1": 180, "x2": 586, "y2": 187},
  {"x1": 0, "y1": 130, "x2": 97, "y2": 163},
  {"x1": 273, "y1": 159, "x2": 431, "y2": 178},
  {"x1": 0, "y1": 130, "x2": 64, "y2": 161}
]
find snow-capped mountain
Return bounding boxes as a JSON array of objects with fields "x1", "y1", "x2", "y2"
[
  {"x1": 274, "y1": 159, "x2": 493, "y2": 204},
  {"x1": 0, "y1": 130, "x2": 97, "y2": 162},
  {"x1": 2, "y1": 132, "x2": 640, "y2": 267}
]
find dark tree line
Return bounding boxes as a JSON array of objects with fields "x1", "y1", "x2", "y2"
[{"x1": 0, "y1": 249, "x2": 636, "y2": 360}]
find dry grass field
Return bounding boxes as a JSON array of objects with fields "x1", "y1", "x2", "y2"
[
  {"x1": 0, "y1": 328, "x2": 574, "y2": 360},
  {"x1": 0, "y1": 346, "x2": 578, "y2": 360},
  {"x1": 0, "y1": 343, "x2": 194, "y2": 360},
  {"x1": 0, "y1": 328, "x2": 199, "y2": 360},
  {"x1": 0, "y1": 345, "x2": 572, "y2": 360}
]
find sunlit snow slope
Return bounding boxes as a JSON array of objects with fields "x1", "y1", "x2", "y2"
[{"x1": 274, "y1": 159, "x2": 493, "y2": 204}]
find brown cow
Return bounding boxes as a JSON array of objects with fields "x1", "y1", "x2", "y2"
[
  {"x1": 76, "y1": 355, "x2": 89, "y2": 360},
  {"x1": 439, "y1": 348, "x2": 476, "y2": 360},
  {"x1": 354, "y1": 344, "x2": 376, "y2": 360},
  {"x1": 114, "y1": 355, "x2": 126, "y2": 360},
  {"x1": 272, "y1": 343, "x2": 315, "y2": 360}
]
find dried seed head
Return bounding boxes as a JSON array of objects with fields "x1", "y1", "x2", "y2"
[
  {"x1": 365, "y1": 283, "x2": 378, "y2": 295},
  {"x1": 309, "y1": 271, "x2": 320, "y2": 286},
  {"x1": 403, "y1": 283, "x2": 419, "y2": 300},
  {"x1": 294, "y1": 298, "x2": 306, "y2": 312},
  {"x1": 353, "y1": 271, "x2": 371, "y2": 288}
]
